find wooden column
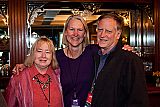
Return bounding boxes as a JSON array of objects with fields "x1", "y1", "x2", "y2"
[
  {"x1": 154, "y1": 0, "x2": 160, "y2": 71},
  {"x1": 8, "y1": 0, "x2": 27, "y2": 70}
]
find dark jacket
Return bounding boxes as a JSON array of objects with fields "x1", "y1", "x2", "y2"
[{"x1": 91, "y1": 41, "x2": 149, "y2": 107}]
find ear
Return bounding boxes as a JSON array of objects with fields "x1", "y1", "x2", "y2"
[
  {"x1": 83, "y1": 32, "x2": 87, "y2": 37},
  {"x1": 116, "y1": 30, "x2": 122, "y2": 39},
  {"x1": 64, "y1": 31, "x2": 67, "y2": 36}
]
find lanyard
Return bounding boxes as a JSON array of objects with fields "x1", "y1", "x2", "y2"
[{"x1": 67, "y1": 57, "x2": 82, "y2": 98}]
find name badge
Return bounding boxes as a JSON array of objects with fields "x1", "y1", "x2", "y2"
[{"x1": 71, "y1": 99, "x2": 80, "y2": 107}]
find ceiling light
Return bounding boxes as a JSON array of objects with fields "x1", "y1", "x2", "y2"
[{"x1": 72, "y1": 2, "x2": 102, "y2": 17}]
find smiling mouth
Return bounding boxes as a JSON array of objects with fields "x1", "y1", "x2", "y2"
[
  {"x1": 99, "y1": 38, "x2": 108, "y2": 42},
  {"x1": 71, "y1": 37, "x2": 80, "y2": 40},
  {"x1": 40, "y1": 60, "x2": 47, "y2": 62}
]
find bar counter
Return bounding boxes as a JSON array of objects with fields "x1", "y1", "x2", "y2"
[{"x1": 147, "y1": 84, "x2": 160, "y2": 107}]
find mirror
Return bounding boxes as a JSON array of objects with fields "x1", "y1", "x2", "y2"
[
  {"x1": 0, "y1": 2, "x2": 8, "y2": 50},
  {"x1": 0, "y1": 2, "x2": 9, "y2": 77},
  {"x1": 26, "y1": 2, "x2": 155, "y2": 71},
  {"x1": 129, "y1": 5, "x2": 154, "y2": 72},
  {"x1": 26, "y1": 2, "x2": 134, "y2": 50}
]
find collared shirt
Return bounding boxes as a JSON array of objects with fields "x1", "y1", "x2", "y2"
[
  {"x1": 30, "y1": 65, "x2": 63, "y2": 107},
  {"x1": 97, "y1": 46, "x2": 116, "y2": 77}
]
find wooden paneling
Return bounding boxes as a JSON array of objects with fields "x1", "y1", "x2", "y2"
[
  {"x1": 26, "y1": 0, "x2": 150, "y2": 3},
  {"x1": 154, "y1": 0, "x2": 160, "y2": 71},
  {"x1": 8, "y1": 0, "x2": 27, "y2": 70}
]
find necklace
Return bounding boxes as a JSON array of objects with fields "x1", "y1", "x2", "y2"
[
  {"x1": 33, "y1": 74, "x2": 51, "y2": 107},
  {"x1": 33, "y1": 74, "x2": 51, "y2": 90}
]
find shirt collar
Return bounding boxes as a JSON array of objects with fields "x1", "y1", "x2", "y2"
[
  {"x1": 29, "y1": 64, "x2": 53, "y2": 79},
  {"x1": 98, "y1": 45, "x2": 116, "y2": 57}
]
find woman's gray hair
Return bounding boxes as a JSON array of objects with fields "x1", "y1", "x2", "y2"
[
  {"x1": 24, "y1": 36, "x2": 59, "y2": 70},
  {"x1": 62, "y1": 15, "x2": 90, "y2": 47}
]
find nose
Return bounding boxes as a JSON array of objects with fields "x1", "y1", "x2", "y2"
[
  {"x1": 41, "y1": 51, "x2": 46, "y2": 57},
  {"x1": 73, "y1": 29, "x2": 78, "y2": 36},
  {"x1": 100, "y1": 30, "x2": 106, "y2": 38}
]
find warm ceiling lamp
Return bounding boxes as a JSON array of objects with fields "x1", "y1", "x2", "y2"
[{"x1": 72, "y1": 2, "x2": 102, "y2": 17}]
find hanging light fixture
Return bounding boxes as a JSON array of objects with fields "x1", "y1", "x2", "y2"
[
  {"x1": 71, "y1": 2, "x2": 102, "y2": 17},
  {"x1": 82, "y1": 2, "x2": 101, "y2": 13}
]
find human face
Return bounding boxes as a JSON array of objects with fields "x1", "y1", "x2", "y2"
[
  {"x1": 34, "y1": 42, "x2": 52, "y2": 71},
  {"x1": 97, "y1": 18, "x2": 121, "y2": 54},
  {"x1": 65, "y1": 18, "x2": 86, "y2": 47}
]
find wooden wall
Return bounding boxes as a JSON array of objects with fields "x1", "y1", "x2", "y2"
[
  {"x1": 154, "y1": 0, "x2": 160, "y2": 71},
  {"x1": 8, "y1": 0, "x2": 27, "y2": 70},
  {"x1": 26, "y1": 0, "x2": 150, "y2": 3}
]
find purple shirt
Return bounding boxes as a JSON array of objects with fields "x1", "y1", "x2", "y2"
[{"x1": 56, "y1": 44, "x2": 98, "y2": 107}]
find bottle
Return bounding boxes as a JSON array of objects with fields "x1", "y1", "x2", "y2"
[{"x1": 1, "y1": 69, "x2": 4, "y2": 76}]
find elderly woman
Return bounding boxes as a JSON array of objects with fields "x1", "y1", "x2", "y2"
[{"x1": 5, "y1": 36, "x2": 63, "y2": 107}]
